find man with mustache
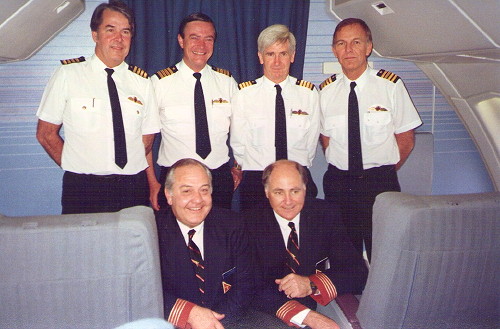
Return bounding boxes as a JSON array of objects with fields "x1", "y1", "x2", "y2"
[
  {"x1": 148, "y1": 13, "x2": 237, "y2": 212},
  {"x1": 36, "y1": 1, "x2": 159, "y2": 214}
]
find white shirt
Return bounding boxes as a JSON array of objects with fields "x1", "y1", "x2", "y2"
[
  {"x1": 177, "y1": 220, "x2": 205, "y2": 259},
  {"x1": 230, "y1": 75, "x2": 320, "y2": 170},
  {"x1": 151, "y1": 60, "x2": 238, "y2": 169},
  {"x1": 273, "y1": 211, "x2": 309, "y2": 327},
  {"x1": 319, "y1": 66, "x2": 422, "y2": 170},
  {"x1": 37, "y1": 55, "x2": 160, "y2": 175}
]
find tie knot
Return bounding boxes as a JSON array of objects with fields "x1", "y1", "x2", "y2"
[
  {"x1": 193, "y1": 72, "x2": 202, "y2": 80},
  {"x1": 288, "y1": 222, "x2": 295, "y2": 230},
  {"x1": 188, "y1": 229, "x2": 196, "y2": 240},
  {"x1": 275, "y1": 84, "x2": 282, "y2": 93},
  {"x1": 105, "y1": 68, "x2": 114, "y2": 76},
  {"x1": 350, "y1": 81, "x2": 356, "y2": 90}
]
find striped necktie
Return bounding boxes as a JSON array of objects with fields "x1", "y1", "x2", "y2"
[
  {"x1": 286, "y1": 222, "x2": 300, "y2": 273},
  {"x1": 188, "y1": 229, "x2": 205, "y2": 301}
]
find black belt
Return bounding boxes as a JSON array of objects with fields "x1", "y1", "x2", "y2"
[{"x1": 328, "y1": 164, "x2": 395, "y2": 179}]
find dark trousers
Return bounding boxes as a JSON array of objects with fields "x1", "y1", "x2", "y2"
[
  {"x1": 62, "y1": 170, "x2": 149, "y2": 214},
  {"x1": 238, "y1": 167, "x2": 318, "y2": 211},
  {"x1": 157, "y1": 162, "x2": 233, "y2": 209},
  {"x1": 323, "y1": 164, "x2": 400, "y2": 261}
]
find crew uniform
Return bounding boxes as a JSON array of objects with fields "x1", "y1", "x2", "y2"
[
  {"x1": 37, "y1": 54, "x2": 160, "y2": 214},
  {"x1": 319, "y1": 66, "x2": 422, "y2": 258},
  {"x1": 151, "y1": 60, "x2": 238, "y2": 209},
  {"x1": 230, "y1": 75, "x2": 320, "y2": 210}
]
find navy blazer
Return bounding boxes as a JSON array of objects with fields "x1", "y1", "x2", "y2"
[
  {"x1": 157, "y1": 206, "x2": 254, "y2": 322},
  {"x1": 246, "y1": 198, "x2": 368, "y2": 314}
]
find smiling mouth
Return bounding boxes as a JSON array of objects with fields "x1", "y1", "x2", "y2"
[{"x1": 193, "y1": 51, "x2": 206, "y2": 55}]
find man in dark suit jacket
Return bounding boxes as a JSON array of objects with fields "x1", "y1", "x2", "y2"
[
  {"x1": 156, "y1": 158, "x2": 254, "y2": 329},
  {"x1": 246, "y1": 160, "x2": 368, "y2": 328}
]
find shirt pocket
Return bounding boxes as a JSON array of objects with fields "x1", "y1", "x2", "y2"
[
  {"x1": 68, "y1": 98, "x2": 106, "y2": 132},
  {"x1": 324, "y1": 115, "x2": 346, "y2": 145},
  {"x1": 249, "y1": 118, "x2": 267, "y2": 147},
  {"x1": 210, "y1": 102, "x2": 231, "y2": 133},
  {"x1": 122, "y1": 96, "x2": 145, "y2": 135},
  {"x1": 161, "y1": 105, "x2": 192, "y2": 136},
  {"x1": 363, "y1": 111, "x2": 392, "y2": 145},
  {"x1": 288, "y1": 115, "x2": 311, "y2": 150}
]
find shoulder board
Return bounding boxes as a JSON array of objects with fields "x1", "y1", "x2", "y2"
[
  {"x1": 154, "y1": 66, "x2": 178, "y2": 80},
  {"x1": 60, "y1": 56, "x2": 85, "y2": 65},
  {"x1": 296, "y1": 79, "x2": 315, "y2": 90},
  {"x1": 376, "y1": 69, "x2": 400, "y2": 83},
  {"x1": 212, "y1": 66, "x2": 232, "y2": 77},
  {"x1": 128, "y1": 65, "x2": 148, "y2": 78},
  {"x1": 238, "y1": 80, "x2": 257, "y2": 90},
  {"x1": 319, "y1": 74, "x2": 336, "y2": 90}
]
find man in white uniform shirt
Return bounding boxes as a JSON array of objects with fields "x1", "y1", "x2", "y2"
[
  {"x1": 319, "y1": 18, "x2": 422, "y2": 260},
  {"x1": 148, "y1": 13, "x2": 238, "y2": 210},
  {"x1": 231, "y1": 24, "x2": 320, "y2": 211},
  {"x1": 36, "y1": 1, "x2": 159, "y2": 214}
]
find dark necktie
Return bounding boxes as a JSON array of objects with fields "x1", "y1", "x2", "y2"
[
  {"x1": 275, "y1": 84, "x2": 287, "y2": 160},
  {"x1": 188, "y1": 229, "x2": 206, "y2": 300},
  {"x1": 348, "y1": 81, "x2": 363, "y2": 174},
  {"x1": 193, "y1": 73, "x2": 211, "y2": 159},
  {"x1": 105, "y1": 68, "x2": 127, "y2": 169},
  {"x1": 286, "y1": 222, "x2": 300, "y2": 273}
]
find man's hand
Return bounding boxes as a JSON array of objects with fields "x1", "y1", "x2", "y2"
[
  {"x1": 230, "y1": 167, "x2": 242, "y2": 190},
  {"x1": 275, "y1": 273, "x2": 312, "y2": 299},
  {"x1": 302, "y1": 310, "x2": 340, "y2": 329},
  {"x1": 148, "y1": 179, "x2": 161, "y2": 211},
  {"x1": 187, "y1": 305, "x2": 225, "y2": 329}
]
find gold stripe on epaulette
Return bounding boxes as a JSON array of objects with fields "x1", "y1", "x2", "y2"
[
  {"x1": 296, "y1": 79, "x2": 315, "y2": 90},
  {"x1": 60, "y1": 56, "x2": 85, "y2": 65},
  {"x1": 376, "y1": 69, "x2": 400, "y2": 83},
  {"x1": 129, "y1": 65, "x2": 148, "y2": 78},
  {"x1": 238, "y1": 80, "x2": 257, "y2": 90},
  {"x1": 155, "y1": 66, "x2": 178, "y2": 79},
  {"x1": 212, "y1": 66, "x2": 232, "y2": 77},
  {"x1": 319, "y1": 74, "x2": 336, "y2": 90}
]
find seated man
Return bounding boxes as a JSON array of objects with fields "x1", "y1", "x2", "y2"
[
  {"x1": 246, "y1": 160, "x2": 368, "y2": 328},
  {"x1": 157, "y1": 158, "x2": 254, "y2": 328}
]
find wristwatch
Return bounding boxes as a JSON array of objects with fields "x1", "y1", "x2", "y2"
[{"x1": 310, "y1": 281, "x2": 319, "y2": 295}]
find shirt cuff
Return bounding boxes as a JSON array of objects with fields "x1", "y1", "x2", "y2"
[
  {"x1": 276, "y1": 300, "x2": 309, "y2": 327},
  {"x1": 291, "y1": 308, "x2": 311, "y2": 327},
  {"x1": 309, "y1": 272, "x2": 337, "y2": 305},
  {"x1": 167, "y1": 298, "x2": 196, "y2": 328}
]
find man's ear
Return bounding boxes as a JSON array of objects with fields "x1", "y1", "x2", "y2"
[
  {"x1": 177, "y1": 34, "x2": 184, "y2": 49},
  {"x1": 165, "y1": 188, "x2": 173, "y2": 206}
]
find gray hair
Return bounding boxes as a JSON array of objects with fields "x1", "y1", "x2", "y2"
[
  {"x1": 257, "y1": 24, "x2": 296, "y2": 54},
  {"x1": 165, "y1": 158, "x2": 212, "y2": 193}
]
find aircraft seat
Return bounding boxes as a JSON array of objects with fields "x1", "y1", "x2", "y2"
[
  {"x1": 319, "y1": 191, "x2": 500, "y2": 329},
  {"x1": 0, "y1": 206, "x2": 164, "y2": 329}
]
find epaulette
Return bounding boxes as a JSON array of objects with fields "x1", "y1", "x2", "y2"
[
  {"x1": 128, "y1": 65, "x2": 148, "y2": 78},
  {"x1": 60, "y1": 56, "x2": 85, "y2": 65},
  {"x1": 155, "y1": 66, "x2": 178, "y2": 80},
  {"x1": 319, "y1": 74, "x2": 336, "y2": 90},
  {"x1": 238, "y1": 80, "x2": 257, "y2": 90},
  {"x1": 212, "y1": 66, "x2": 232, "y2": 77},
  {"x1": 296, "y1": 79, "x2": 315, "y2": 90},
  {"x1": 376, "y1": 69, "x2": 400, "y2": 83}
]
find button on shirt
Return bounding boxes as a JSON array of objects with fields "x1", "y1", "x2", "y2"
[
  {"x1": 320, "y1": 67, "x2": 422, "y2": 170},
  {"x1": 231, "y1": 76, "x2": 320, "y2": 171},
  {"x1": 36, "y1": 55, "x2": 160, "y2": 175},
  {"x1": 151, "y1": 60, "x2": 238, "y2": 169}
]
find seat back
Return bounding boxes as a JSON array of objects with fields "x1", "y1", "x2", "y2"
[
  {"x1": 0, "y1": 206, "x2": 164, "y2": 329},
  {"x1": 357, "y1": 192, "x2": 500, "y2": 329}
]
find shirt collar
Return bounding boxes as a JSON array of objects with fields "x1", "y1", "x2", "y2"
[
  {"x1": 177, "y1": 219, "x2": 205, "y2": 240},
  {"x1": 262, "y1": 75, "x2": 291, "y2": 89},
  {"x1": 179, "y1": 59, "x2": 210, "y2": 79},
  {"x1": 91, "y1": 54, "x2": 128, "y2": 74}
]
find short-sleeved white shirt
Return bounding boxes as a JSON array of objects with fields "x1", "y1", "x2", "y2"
[
  {"x1": 37, "y1": 55, "x2": 160, "y2": 175},
  {"x1": 230, "y1": 75, "x2": 320, "y2": 170},
  {"x1": 319, "y1": 66, "x2": 422, "y2": 170},
  {"x1": 151, "y1": 60, "x2": 238, "y2": 169}
]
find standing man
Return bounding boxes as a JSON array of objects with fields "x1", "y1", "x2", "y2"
[
  {"x1": 319, "y1": 18, "x2": 422, "y2": 260},
  {"x1": 246, "y1": 160, "x2": 368, "y2": 328},
  {"x1": 148, "y1": 13, "x2": 238, "y2": 211},
  {"x1": 36, "y1": 1, "x2": 159, "y2": 214},
  {"x1": 231, "y1": 24, "x2": 320, "y2": 211},
  {"x1": 157, "y1": 158, "x2": 254, "y2": 329}
]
